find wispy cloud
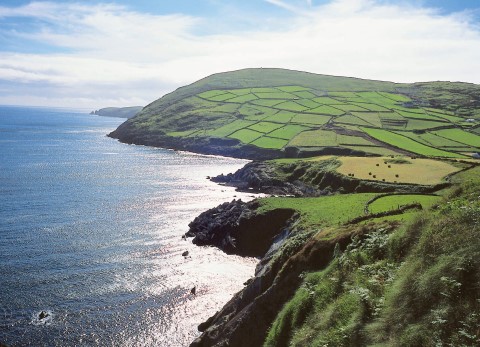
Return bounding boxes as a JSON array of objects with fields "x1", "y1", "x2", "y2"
[{"x1": 0, "y1": 0, "x2": 479, "y2": 108}]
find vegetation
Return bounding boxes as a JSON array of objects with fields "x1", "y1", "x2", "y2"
[
  {"x1": 336, "y1": 156, "x2": 462, "y2": 185},
  {"x1": 264, "y1": 166, "x2": 480, "y2": 347},
  {"x1": 110, "y1": 68, "x2": 480, "y2": 159}
]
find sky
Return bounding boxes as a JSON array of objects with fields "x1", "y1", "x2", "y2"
[{"x1": 0, "y1": 0, "x2": 479, "y2": 109}]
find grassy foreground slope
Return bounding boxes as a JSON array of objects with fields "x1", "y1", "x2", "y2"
[
  {"x1": 109, "y1": 68, "x2": 480, "y2": 160},
  {"x1": 263, "y1": 166, "x2": 480, "y2": 347}
]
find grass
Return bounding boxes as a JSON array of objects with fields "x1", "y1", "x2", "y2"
[
  {"x1": 361, "y1": 127, "x2": 466, "y2": 158},
  {"x1": 265, "y1": 176, "x2": 480, "y2": 347},
  {"x1": 227, "y1": 93, "x2": 258, "y2": 103},
  {"x1": 268, "y1": 125, "x2": 310, "y2": 140},
  {"x1": 206, "y1": 119, "x2": 254, "y2": 137},
  {"x1": 432, "y1": 128, "x2": 480, "y2": 148},
  {"x1": 351, "y1": 112, "x2": 383, "y2": 127},
  {"x1": 255, "y1": 91, "x2": 297, "y2": 99},
  {"x1": 207, "y1": 92, "x2": 237, "y2": 102},
  {"x1": 289, "y1": 129, "x2": 338, "y2": 147},
  {"x1": 337, "y1": 156, "x2": 461, "y2": 184},
  {"x1": 351, "y1": 103, "x2": 391, "y2": 112},
  {"x1": 251, "y1": 136, "x2": 289, "y2": 149},
  {"x1": 308, "y1": 105, "x2": 345, "y2": 116},
  {"x1": 251, "y1": 99, "x2": 285, "y2": 107},
  {"x1": 294, "y1": 91, "x2": 318, "y2": 99},
  {"x1": 334, "y1": 104, "x2": 370, "y2": 112},
  {"x1": 257, "y1": 193, "x2": 376, "y2": 228},
  {"x1": 275, "y1": 101, "x2": 309, "y2": 112},
  {"x1": 342, "y1": 145, "x2": 399, "y2": 156},
  {"x1": 277, "y1": 85, "x2": 310, "y2": 92},
  {"x1": 368, "y1": 194, "x2": 441, "y2": 214},
  {"x1": 334, "y1": 114, "x2": 373, "y2": 126},
  {"x1": 313, "y1": 97, "x2": 344, "y2": 105},
  {"x1": 121, "y1": 68, "x2": 480, "y2": 155},
  {"x1": 249, "y1": 121, "x2": 284, "y2": 133},
  {"x1": 295, "y1": 99, "x2": 321, "y2": 109},
  {"x1": 291, "y1": 113, "x2": 331, "y2": 125},
  {"x1": 264, "y1": 110, "x2": 295, "y2": 123},
  {"x1": 396, "y1": 131, "x2": 470, "y2": 149},
  {"x1": 228, "y1": 128, "x2": 263, "y2": 143}
]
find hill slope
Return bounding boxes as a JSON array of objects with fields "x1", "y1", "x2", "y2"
[
  {"x1": 109, "y1": 68, "x2": 480, "y2": 159},
  {"x1": 91, "y1": 106, "x2": 143, "y2": 118}
]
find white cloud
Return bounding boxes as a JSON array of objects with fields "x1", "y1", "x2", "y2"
[{"x1": 0, "y1": 0, "x2": 479, "y2": 108}]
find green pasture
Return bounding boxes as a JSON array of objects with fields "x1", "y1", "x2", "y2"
[
  {"x1": 206, "y1": 119, "x2": 254, "y2": 137},
  {"x1": 313, "y1": 97, "x2": 344, "y2": 105},
  {"x1": 277, "y1": 85, "x2": 309, "y2": 92},
  {"x1": 184, "y1": 83, "x2": 479, "y2": 152},
  {"x1": 351, "y1": 103, "x2": 391, "y2": 112},
  {"x1": 248, "y1": 121, "x2": 283, "y2": 133},
  {"x1": 334, "y1": 114, "x2": 373, "y2": 126},
  {"x1": 294, "y1": 90, "x2": 318, "y2": 99},
  {"x1": 227, "y1": 94, "x2": 258, "y2": 103},
  {"x1": 291, "y1": 113, "x2": 331, "y2": 125},
  {"x1": 368, "y1": 194, "x2": 441, "y2": 214},
  {"x1": 295, "y1": 99, "x2": 321, "y2": 109},
  {"x1": 432, "y1": 128, "x2": 480, "y2": 148},
  {"x1": 251, "y1": 136, "x2": 288, "y2": 149},
  {"x1": 308, "y1": 105, "x2": 344, "y2": 116},
  {"x1": 288, "y1": 129, "x2": 338, "y2": 147},
  {"x1": 268, "y1": 125, "x2": 310, "y2": 140},
  {"x1": 264, "y1": 110, "x2": 295, "y2": 123},
  {"x1": 256, "y1": 193, "x2": 376, "y2": 228},
  {"x1": 254, "y1": 91, "x2": 297, "y2": 99},
  {"x1": 275, "y1": 101, "x2": 309, "y2": 112},
  {"x1": 350, "y1": 112, "x2": 383, "y2": 127},
  {"x1": 228, "y1": 128, "x2": 263, "y2": 143},
  {"x1": 251, "y1": 99, "x2": 284, "y2": 107},
  {"x1": 361, "y1": 127, "x2": 466, "y2": 158},
  {"x1": 334, "y1": 104, "x2": 370, "y2": 112}
]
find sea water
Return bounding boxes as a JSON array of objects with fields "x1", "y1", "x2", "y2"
[{"x1": 0, "y1": 106, "x2": 257, "y2": 346}]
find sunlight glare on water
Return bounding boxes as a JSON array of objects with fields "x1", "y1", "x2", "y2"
[{"x1": 0, "y1": 106, "x2": 259, "y2": 346}]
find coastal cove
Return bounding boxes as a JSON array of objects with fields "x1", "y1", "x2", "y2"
[{"x1": 0, "y1": 106, "x2": 259, "y2": 346}]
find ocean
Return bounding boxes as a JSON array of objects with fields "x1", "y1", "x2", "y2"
[{"x1": 0, "y1": 106, "x2": 257, "y2": 346}]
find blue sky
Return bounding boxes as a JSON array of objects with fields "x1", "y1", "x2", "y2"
[{"x1": 0, "y1": 0, "x2": 479, "y2": 108}]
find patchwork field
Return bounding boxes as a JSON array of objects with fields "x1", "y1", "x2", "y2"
[
  {"x1": 189, "y1": 86, "x2": 479, "y2": 158},
  {"x1": 122, "y1": 69, "x2": 480, "y2": 160}
]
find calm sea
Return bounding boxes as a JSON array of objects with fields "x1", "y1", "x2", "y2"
[{"x1": 0, "y1": 106, "x2": 257, "y2": 346}]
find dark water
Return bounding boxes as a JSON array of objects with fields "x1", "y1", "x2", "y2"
[{"x1": 0, "y1": 106, "x2": 257, "y2": 346}]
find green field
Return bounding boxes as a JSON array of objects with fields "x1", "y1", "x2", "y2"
[
  {"x1": 251, "y1": 136, "x2": 288, "y2": 149},
  {"x1": 248, "y1": 121, "x2": 283, "y2": 133},
  {"x1": 288, "y1": 129, "x2": 338, "y2": 147},
  {"x1": 432, "y1": 128, "x2": 480, "y2": 148},
  {"x1": 257, "y1": 193, "x2": 376, "y2": 228},
  {"x1": 118, "y1": 68, "x2": 480, "y2": 156},
  {"x1": 291, "y1": 113, "x2": 331, "y2": 125},
  {"x1": 361, "y1": 127, "x2": 466, "y2": 158},
  {"x1": 228, "y1": 128, "x2": 263, "y2": 143},
  {"x1": 268, "y1": 125, "x2": 310, "y2": 140},
  {"x1": 368, "y1": 194, "x2": 441, "y2": 214}
]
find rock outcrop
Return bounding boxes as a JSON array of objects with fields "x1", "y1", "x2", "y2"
[{"x1": 186, "y1": 200, "x2": 296, "y2": 257}]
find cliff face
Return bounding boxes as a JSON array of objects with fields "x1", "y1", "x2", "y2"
[
  {"x1": 211, "y1": 160, "x2": 450, "y2": 196},
  {"x1": 186, "y1": 199, "x2": 296, "y2": 257},
  {"x1": 187, "y1": 203, "x2": 392, "y2": 347}
]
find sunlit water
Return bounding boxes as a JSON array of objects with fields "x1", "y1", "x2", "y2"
[{"x1": 0, "y1": 106, "x2": 258, "y2": 346}]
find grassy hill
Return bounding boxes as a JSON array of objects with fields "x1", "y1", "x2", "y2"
[
  {"x1": 109, "y1": 68, "x2": 480, "y2": 159},
  {"x1": 91, "y1": 106, "x2": 143, "y2": 118}
]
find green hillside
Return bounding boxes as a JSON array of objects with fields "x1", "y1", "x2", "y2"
[{"x1": 109, "y1": 68, "x2": 480, "y2": 159}]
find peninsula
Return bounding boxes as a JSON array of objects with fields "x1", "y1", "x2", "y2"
[{"x1": 109, "y1": 68, "x2": 480, "y2": 347}]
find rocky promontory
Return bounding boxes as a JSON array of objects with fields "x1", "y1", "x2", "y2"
[{"x1": 186, "y1": 199, "x2": 296, "y2": 257}]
